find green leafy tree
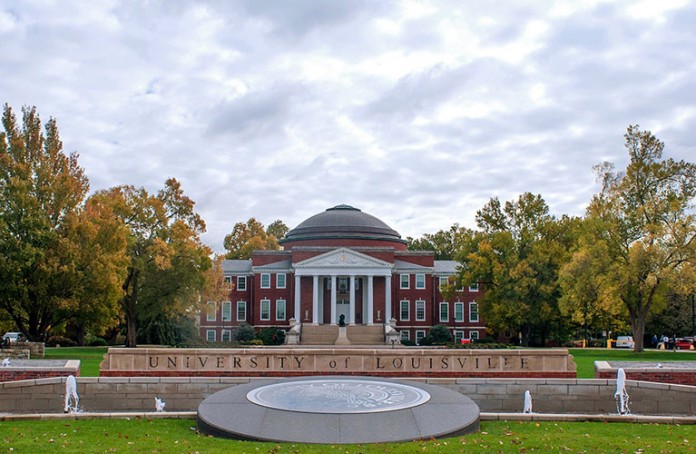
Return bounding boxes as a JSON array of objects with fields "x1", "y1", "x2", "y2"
[
  {"x1": 407, "y1": 224, "x2": 473, "y2": 260},
  {"x1": 224, "y1": 218, "x2": 281, "y2": 259},
  {"x1": 455, "y1": 193, "x2": 579, "y2": 346},
  {"x1": 566, "y1": 126, "x2": 696, "y2": 351},
  {"x1": 266, "y1": 220, "x2": 289, "y2": 242},
  {"x1": 0, "y1": 104, "x2": 90, "y2": 341},
  {"x1": 93, "y1": 178, "x2": 217, "y2": 347}
]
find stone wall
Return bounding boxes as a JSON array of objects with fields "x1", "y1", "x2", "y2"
[
  {"x1": 595, "y1": 361, "x2": 696, "y2": 386},
  {"x1": 0, "y1": 360, "x2": 80, "y2": 383},
  {"x1": 1, "y1": 376, "x2": 694, "y2": 416}
]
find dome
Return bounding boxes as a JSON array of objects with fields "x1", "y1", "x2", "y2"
[{"x1": 280, "y1": 204, "x2": 406, "y2": 247}]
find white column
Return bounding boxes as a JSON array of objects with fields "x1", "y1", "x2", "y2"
[
  {"x1": 349, "y1": 275, "x2": 356, "y2": 325},
  {"x1": 312, "y1": 275, "x2": 319, "y2": 324},
  {"x1": 384, "y1": 275, "x2": 392, "y2": 321},
  {"x1": 367, "y1": 275, "x2": 374, "y2": 325},
  {"x1": 330, "y1": 275, "x2": 337, "y2": 325},
  {"x1": 294, "y1": 274, "x2": 301, "y2": 321}
]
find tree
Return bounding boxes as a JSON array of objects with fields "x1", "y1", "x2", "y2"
[
  {"x1": 407, "y1": 224, "x2": 473, "y2": 260},
  {"x1": 0, "y1": 104, "x2": 91, "y2": 341},
  {"x1": 455, "y1": 193, "x2": 579, "y2": 346},
  {"x1": 223, "y1": 218, "x2": 282, "y2": 259},
  {"x1": 567, "y1": 125, "x2": 696, "y2": 352},
  {"x1": 266, "y1": 220, "x2": 289, "y2": 241},
  {"x1": 94, "y1": 178, "x2": 219, "y2": 347}
]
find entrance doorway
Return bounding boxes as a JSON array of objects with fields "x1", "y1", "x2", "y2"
[{"x1": 337, "y1": 299, "x2": 350, "y2": 324}]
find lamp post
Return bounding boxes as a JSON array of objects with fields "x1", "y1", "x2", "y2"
[{"x1": 691, "y1": 294, "x2": 695, "y2": 337}]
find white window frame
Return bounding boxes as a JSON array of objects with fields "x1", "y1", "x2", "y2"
[
  {"x1": 400, "y1": 300, "x2": 410, "y2": 321},
  {"x1": 237, "y1": 276, "x2": 247, "y2": 291},
  {"x1": 221, "y1": 329, "x2": 232, "y2": 342},
  {"x1": 454, "y1": 330, "x2": 464, "y2": 343},
  {"x1": 276, "y1": 299, "x2": 286, "y2": 321},
  {"x1": 236, "y1": 301, "x2": 247, "y2": 321},
  {"x1": 400, "y1": 330, "x2": 410, "y2": 341},
  {"x1": 206, "y1": 330, "x2": 216, "y2": 342},
  {"x1": 276, "y1": 273, "x2": 286, "y2": 289},
  {"x1": 415, "y1": 273, "x2": 425, "y2": 289},
  {"x1": 260, "y1": 273, "x2": 271, "y2": 289},
  {"x1": 439, "y1": 276, "x2": 448, "y2": 290},
  {"x1": 469, "y1": 302, "x2": 479, "y2": 323},
  {"x1": 415, "y1": 330, "x2": 426, "y2": 345},
  {"x1": 469, "y1": 282, "x2": 479, "y2": 292},
  {"x1": 469, "y1": 330, "x2": 479, "y2": 340},
  {"x1": 206, "y1": 301, "x2": 216, "y2": 322},
  {"x1": 454, "y1": 302, "x2": 464, "y2": 322},
  {"x1": 415, "y1": 300, "x2": 426, "y2": 321},
  {"x1": 221, "y1": 301, "x2": 232, "y2": 321},
  {"x1": 224, "y1": 276, "x2": 233, "y2": 289},
  {"x1": 400, "y1": 274, "x2": 409, "y2": 289},
  {"x1": 260, "y1": 299, "x2": 271, "y2": 321},
  {"x1": 439, "y1": 302, "x2": 449, "y2": 322}
]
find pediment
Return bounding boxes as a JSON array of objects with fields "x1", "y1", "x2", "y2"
[{"x1": 294, "y1": 247, "x2": 392, "y2": 270}]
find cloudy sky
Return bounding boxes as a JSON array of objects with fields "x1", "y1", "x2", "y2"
[{"x1": 1, "y1": 1, "x2": 694, "y2": 252}]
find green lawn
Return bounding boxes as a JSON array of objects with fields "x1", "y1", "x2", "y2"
[
  {"x1": 42, "y1": 347, "x2": 108, "y2": 377},
  {"x1": 569, "y1": 348, "x2": 696, "y2": 378},
  {"x1": 1, "y1": 419, "x2": 694, "y2": 453}
]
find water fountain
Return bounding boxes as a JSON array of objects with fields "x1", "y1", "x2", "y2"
[
  {"x1": 615, "y1": 368, "x2": 630, "y2": 415},
  {"x1": 155, "y1": 397, "x2": 166, "y2": 412},
  {"x1": 64, "y1": 375, "x2": 79, "y2": 413},
  {"x1": 523, "y1": 390, "x2": 533, "y2": 414},
  {"x1": 2, "y1": 358, "x2": 10, "y2": 367}
]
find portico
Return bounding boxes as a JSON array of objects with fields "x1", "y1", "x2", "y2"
[{"x1": 293, "y1": 248, "x2": 393, "y2": 325}]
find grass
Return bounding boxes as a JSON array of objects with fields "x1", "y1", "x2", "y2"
[
  {"x1": 569, "y1": 348, "x2": 696, "y2": 378},
  {"x1": 1, "y1": 419, "x2": 695, "y2": 453},
  {"x1": 42, "y1": 347, "x2": 108, "y2": 377}
]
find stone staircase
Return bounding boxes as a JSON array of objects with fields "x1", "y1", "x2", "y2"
[
  {"x1": 300, "y1": 325, "x2": 338, "y2": 345},
  {"x1": 347, "y1": 325, "x2": 384, "y2": 345},
  {"x1": 299, "y1": 325, "x2": 385, "y2": 345}
]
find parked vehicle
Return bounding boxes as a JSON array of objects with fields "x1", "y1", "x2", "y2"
[
  {"x1": 675, "y1": 337, "x2": 695, "y2": 350},
  {"x1": 2, "y1": 332, "x2": 23, "y2": 346},
  {"x1": 615, "y1": 336, "x2": 635, "y2": 349}
]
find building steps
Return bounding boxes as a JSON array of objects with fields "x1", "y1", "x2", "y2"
[
  {"x1": 300, "y1": 325, "x2": 338, "y2": 345},
  {"x1": 346, "y1": 325, "x2": 384, "y2": 345},
  {"x1": 299, "y1": 325, "x2": 385, "y2": 345}
]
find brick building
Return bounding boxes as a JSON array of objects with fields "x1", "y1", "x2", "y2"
[{"x1": 199, "y1": 205, "x2": 485, "y2": 345}]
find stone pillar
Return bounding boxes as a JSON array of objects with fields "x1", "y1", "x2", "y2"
[
  {"x1": 294, "y1": 274, "x2": 301, "y2": 321},
  {"x1": 312, "y1": 275, "x2": 319, "y2": 325},
  {"x1": 384, "y1": 275, "x2": 392, "y2": 322},
  {"x1": 330, "y1": 275, "x2": 337, "y2": 325},
  {"x1": 349, "y1": 275, "x2": 356, "y2": 325},
  {"x1": 367, "y1": 275, "x2": 374, "y2": 325}
]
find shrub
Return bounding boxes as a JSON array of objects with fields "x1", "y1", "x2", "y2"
[
  {"x1": 256, "y1": 327, "x2": 286, "y2": 345},
  {"x1": 87, "y1": 337, "x2": 108, "y2": 347},
  {"x1": 235, "y1": 323, "x2": 256, "y2": 343},
  {"x1": 420, "y1": 324, "x2": 453, "y2": 345},
  {"x1": 400, "y1": 339, "x2": 416, "y2": 346},
  {"x1": 46, "y1": 336, "x2": 77, "y2": 347}
]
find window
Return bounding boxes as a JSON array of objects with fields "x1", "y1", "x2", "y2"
[
  {"x1": 206, "y1": 330, "x2": 216, "y2": 342},
  {"x1": 470, "y1": 330, "x2": 479, "y2": 340},
  {"x1": 400, "y1": 274, "x2": 409, "y2": 289},
  {"x1": 400, "y1": 330, "x2": 410, "y2": 341},
  {"x1": 400, "y1": 300, "x2": 410, "y2": 321},
  {"x1": 469, "y1": 282, "x2": 479, "y2": 292},
  {"x1": 222, "y1": 301, "x2": 232, "y2": 321},
  {"x1": 221, "y1": 330, "x2": 232, "y2": 342},
  {"x1": 260, "y1": 299, "x2": 271, "y2": 320},
  {"x1": 237, "y1": 301, "x2": 247, "y2": 321},
  {"x1": 415, "y1": 273, "x2": 425, "y2": 289},
  {"x1": 454, "y1": 330, "x2": 464, "y2": 343},
  {"x1": 260, "y1": 273, "x2": 271, "y2": 289},
  {"x1": 276, "y1": 299, "x2": 286, "y2": 321},
  {"x1": 206, "y1": 301, "x2": 216, "y2": 322},
  {"x1": 439, "y1": 277, "x2": 449, "y2": 290},
  {"x1": 224, "y1": 276, "x2": 233, "y2": 289},
  {"x1": 338, "y1": 277, "x2": 348, "y2": 292},
  {"x1": 469, "y1": 302, "x2": 479, "y2": 322},
  {"x1": 237, "y1": 276, "x2": 247, "y2": 291},
  {"x1": 439, "y1": 302, "x2": 449, "y2": 322},
  {"x1": 416, "y1": 330, "x2": 426, "y2": 345},
  {"x1": 415, "y1": 300, "x2": 425, "y2": 321},
  {"x1": 454, "y1": 302, "x2": 464, "y2": 322},
  {"x1": 276, "y1": 273, "x2": 286, "y2": 289}
]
